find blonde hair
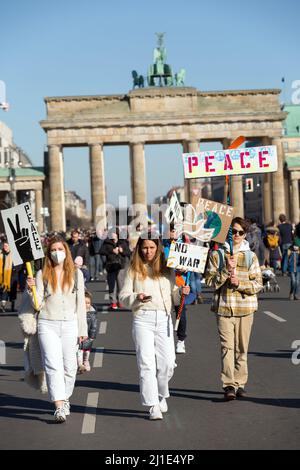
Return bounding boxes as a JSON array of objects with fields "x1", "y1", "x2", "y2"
[
  {"x1": 42, "y1": 236, "x2": 75, "y2": 293},
  {"x1": 129, "y1": 234, "x2": 169, "y2": 280}
]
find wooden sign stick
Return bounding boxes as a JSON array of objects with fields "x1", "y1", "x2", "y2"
[
  {"x1": 26, "y1": 262, "x2": 39, "y2": 311},
  {"x1": 223, "y1": 136, "x2": 246, "y2": 205}
]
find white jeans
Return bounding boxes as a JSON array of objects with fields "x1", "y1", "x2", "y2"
[
  {"x1": 132, "y1": 310, "x2": 176, "y2": 407},
  {"x1": 38, "y1": 319, "x2": 78, "y2": 402}
]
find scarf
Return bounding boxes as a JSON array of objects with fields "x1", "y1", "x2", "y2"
[{"x1": 0, "y1": 251, "x2": 13, "y2": 291}]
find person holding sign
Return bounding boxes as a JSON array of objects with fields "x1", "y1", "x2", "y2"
[
  {"x1": 0, "y1": 241, "x2": 14, "y2": 312},
  {"x1": 205, "y1": 218, "x2": 263, "y2": 401},
  {"x1": 26, "y1": 236, "x2": 88, "y2": 423},
  {"x1": 119, "y1": 232, "x2": 190, "y2": 420},
  {"x1": 163, "y1": 224, "x2": 191, "y2": 354}
]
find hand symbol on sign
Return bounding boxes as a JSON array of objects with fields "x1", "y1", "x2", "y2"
[{"x1": 7, "y1": 214, "x2": 33, "y2": 262}]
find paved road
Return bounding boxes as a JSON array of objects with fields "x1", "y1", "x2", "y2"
[{"x1": 1, "y1": 275, "x2": 300, "y2": 450}]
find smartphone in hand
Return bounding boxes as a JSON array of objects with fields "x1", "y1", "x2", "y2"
[{"x1": 142, "y1": 295, "x2": 152, "y2": 302}]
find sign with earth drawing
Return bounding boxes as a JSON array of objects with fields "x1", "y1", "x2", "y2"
[
  {"x1": 174, "y1": 198, "x2": 234, "y2": 244},
  {"x1": 195, "y1": 198, "x2": 234, "y2": 244}
]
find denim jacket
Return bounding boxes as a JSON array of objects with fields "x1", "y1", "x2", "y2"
[{"x1": 287, "y1": 251, "x2": 300, "y2": 273}]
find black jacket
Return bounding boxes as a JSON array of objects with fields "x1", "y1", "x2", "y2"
[
  {"x1": 79, "y1": 307, "x2": 98, "y2": 350},
  {"x1": 67, "y1": 239, "x2": 90, "y2": 266},
  {"x1": 89, "y1": 235, "x2": 104, "y2": 256},
  {"x1": 100, "y1": 238, "x2": 131, "y2": 272}
]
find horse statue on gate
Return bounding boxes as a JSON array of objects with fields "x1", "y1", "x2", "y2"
[
  {"x1": 175, "y1": 68, "x2": 186, "y2": 86},
  {"x1": 132, "y1": 70, "x2": 145, "y2": 89}
]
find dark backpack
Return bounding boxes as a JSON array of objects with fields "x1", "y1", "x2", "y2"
[{"x1": 247, "y1": 231, "x2": 260, "y2": 252}]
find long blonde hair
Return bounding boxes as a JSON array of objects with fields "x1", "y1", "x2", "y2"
[
  {"x1": 129, "y1": 234, "x2": 169, "y2": 280},
  {"x1": 42, "y1": 236, "x2": 75, "y2": 292}
]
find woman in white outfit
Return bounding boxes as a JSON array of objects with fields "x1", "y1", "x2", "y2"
[
  {"x1": 120, "y1": 233, "x2": 190, "y2": 420},
  {"x1": 27, "y1": 236, "x2": 87, "y2": 423}
]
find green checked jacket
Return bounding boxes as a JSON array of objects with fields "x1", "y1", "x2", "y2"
[{"x1": 205, "y1": 247, "x2": 263, "y2": 317}]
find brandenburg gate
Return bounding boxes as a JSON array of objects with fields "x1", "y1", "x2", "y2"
[{"x1": 40, "y1": 86, "x2": 287, "y2": 231}]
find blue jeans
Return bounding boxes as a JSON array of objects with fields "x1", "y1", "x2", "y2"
[
  {"x1": 89, "y1": 254, "x2": 104, "y2": 278},
  {"x1": 281, "y1": 244, "x2": 292, "y2": 274},
  {"x1": 290, "y1": 272, "x2": 300, "y2": 296},
  {"x1": 189, "y1": 272, "x2": 202, "y2": 295}
]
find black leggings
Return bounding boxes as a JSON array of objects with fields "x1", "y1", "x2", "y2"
[{"x1": 174, "y1": 305, "x2": 187, "y2": 341}]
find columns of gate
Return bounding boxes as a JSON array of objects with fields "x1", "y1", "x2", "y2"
[
  {"x1": 130, "y1": 142, "x2": 147, "y2": 206},
  {"x1": 186, "y1": 140, "x2": 201, "y2": 207},
  {"x1": 261, "y1": 137, "x2": 273, "y2": 224},
  {"x1": 89, "y1": 144, "x2": 106, "y2": 229},
  {"x1": 291, "y1": 173, "x2": 300, "y2": 224},
  {"x1": 182, "y1": 141, "x2": 190, "y2": 203},
  {"x1": 272, "y1": 138, "x2": 286, "y2": 223},
  {"x1": 35, "y1": 187, "x2": 43, "y2": 232},
  {"x1": 222, "y1": 138, "x2": 244, "y2": 217},
  {"x1": 48, "y1": 145, "x2": 66, "y2": 231}
]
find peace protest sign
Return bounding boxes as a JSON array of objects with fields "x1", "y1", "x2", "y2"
[
  {"x1": 7, "y1": 214, "x2": 33, "y2": 263},
  {"x1": 1, "y1": 203, "x2": 44, "y2": 266}
]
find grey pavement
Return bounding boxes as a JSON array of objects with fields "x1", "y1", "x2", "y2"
[{"x1": 0, "y1": 275, "x2": 300, "y2": 450}]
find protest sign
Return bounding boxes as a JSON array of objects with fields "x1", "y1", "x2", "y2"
[
  {"x1": 175, "y1": 202, "x2": 215, "y2": 242},
  {"x1": 182, "y1": 145, "x2": 278, "y2": 179},
  {"x1": 167, "y1": 241, "x2": 209, "y2": 273},
  {"x1": 1, "y1": 203, "x2": 44, "y2": 266},
  {"x1": 197, "y1": 198, "x2": 234, "y2": 244},
  {"x1": 165, "y1": 191, "x2": 183, "y2": 224}
]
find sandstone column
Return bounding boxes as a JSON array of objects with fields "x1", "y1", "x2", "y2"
[
  {"x1": 182, "y1": 141, "x2": 190, "y2": 203},
  {"x1": 89, "y1": 144, "x2": 106, "y2": 229},
  {"x1": 263, "y1": 173, "x2": 273, "y2": 224},
  {"x1": 130, "y1": 142, "x2": 147, "y2": 206},
  {"x1": 222, "y1": 138, "x2": 244, "y2": 217},
  {"x1": 272, "y1": 138, "x2": 286, "y2": 223},
  {"x1": 230, "y1": 176, "x2": 244, "y2": 217},
  {"x1": 48, "y1": 145, "x2": 66, "y2": 231},
  {"x1": 35, "y1": 188, "x2": 43, "y2": 232},
  {"x1": 291, "y1": 175, "x2": 300, "y2": 224},
  {"x1": 261, "y1": 137, "x2": 273, "y2": 224},
  {"x1": 186, "y1": 140, "x2": 201, "y2": 207}
]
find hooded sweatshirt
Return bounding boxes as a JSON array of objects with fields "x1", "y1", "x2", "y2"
[{"x1": 205, "y1": 240, "x2": 263, "y2": 316}]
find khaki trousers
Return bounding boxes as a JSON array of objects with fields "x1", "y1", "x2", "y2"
[{"x1": 216, "y1": 314, "x2": 254, "y2": 389}]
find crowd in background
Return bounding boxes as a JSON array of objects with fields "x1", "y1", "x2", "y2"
[{"x1": 0, "y1": 213, "x2": 300, "y2": 314}]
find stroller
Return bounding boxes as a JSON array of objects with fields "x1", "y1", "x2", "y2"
[{"x1": 261, "y1": 266, "x2": 280, "y2": 293}]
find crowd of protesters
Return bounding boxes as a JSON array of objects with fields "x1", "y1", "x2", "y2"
[{"x1": 3, "y1": 212, "x2": 300, "y2": 422}]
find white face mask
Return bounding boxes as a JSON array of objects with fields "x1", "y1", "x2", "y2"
[{"x1": 50, "y1": 250, "x2": 66, "y2": 265}]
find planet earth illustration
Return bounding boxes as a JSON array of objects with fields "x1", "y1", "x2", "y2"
[{"x1": 203, "y1": 211, "x2": 222, "y2": 238}]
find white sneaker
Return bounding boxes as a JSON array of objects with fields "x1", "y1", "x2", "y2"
[
  {"x1": 54, "y1": 407, "x2": 66, "y2": 423},
  {"x1": 63, "y1": 399, "x2": 70, "y2": 416},
  {"x1": 159, "y1": 397, "x2": 168, "y2": 413},
  {"x1": 149, "y1": 404, "x2": 163, "y2": 420},
  {"x1": 176, "y1": 340, "x2": 186, "y2": 354}
]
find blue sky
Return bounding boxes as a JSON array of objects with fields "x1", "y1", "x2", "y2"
[{"x1": 1, "y1": 0, "x2": 300, "y2": 209}]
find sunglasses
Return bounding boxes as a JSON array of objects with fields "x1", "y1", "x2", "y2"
[{"x1": 232, "y1": 229, "x2": 245, "y2": 236}]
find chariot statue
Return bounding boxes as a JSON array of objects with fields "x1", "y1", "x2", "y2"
[{"x1": 131, "y1": 33, "x2": 186, "y2": 88}]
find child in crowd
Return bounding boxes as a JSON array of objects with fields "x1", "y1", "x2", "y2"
[
  {"x1": 74, "y1": 256, "x2": 90, "y2": 284},
  {"x1": 287, "y1": 245, "x2": 300, "y2": 301},
  {"x1": 77, "y1": 291, "x2": 98, "y2": 372}
]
